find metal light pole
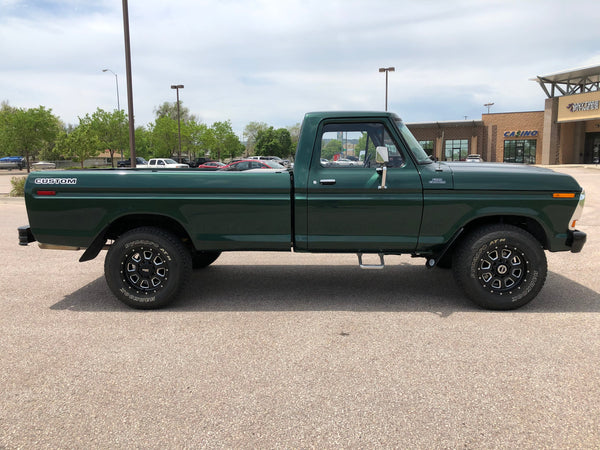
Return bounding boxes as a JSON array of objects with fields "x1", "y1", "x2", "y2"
[
  {"x1": 102, "y1": 68, "x2": 120, "y2": 111},
  {"x1": 171, "y1": 84, "x2": 184, "y2": 161},
  {"x1": 378, "y1": 67, "x2": 395, "y2": 111},
  {"x1": 484, "y1": 102, "x2": 495, "y2": 114},
  {"x1": 122, "y1": 0, "x2": 136, "y2": 167}
]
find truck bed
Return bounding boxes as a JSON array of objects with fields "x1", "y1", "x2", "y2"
[{"x1": 25, "y1": 169, "x2": 293, "y2": 251}]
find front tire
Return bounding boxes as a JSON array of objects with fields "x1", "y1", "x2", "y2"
[
  {"x1": 452, "y1": 225, "x2": 547, "y2": 310},
  {"x1": 105, "y1": 227, "x2": 192, "y2": 309}
]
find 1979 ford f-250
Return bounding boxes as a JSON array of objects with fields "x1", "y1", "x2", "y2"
[{"x1": 18, "y1": 111, "x2": 587, "y2": 310}]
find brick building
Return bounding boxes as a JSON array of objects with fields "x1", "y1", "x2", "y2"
[{"x1": 407, "y1": 65, "x2": 600, "y2": 165}]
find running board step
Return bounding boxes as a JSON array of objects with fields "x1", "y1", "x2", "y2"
[{"x1": 357, "y1": 253, "x2": 385, "y2": 270}]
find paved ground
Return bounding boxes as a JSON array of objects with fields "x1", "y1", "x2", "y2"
[
  {"x1": 1, "y1": 167, "x2": 599, "y2": 448},
  {"x1": 0, "y1": 169, "x2": 27, "y2": 196}
]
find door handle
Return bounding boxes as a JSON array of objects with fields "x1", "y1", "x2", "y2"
[{"x1": 319, "y1": 179, "x2": 336, "y2": 185}]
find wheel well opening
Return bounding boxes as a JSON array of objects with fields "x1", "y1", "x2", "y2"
[
  {"x1": 105, "y1": 214, "x2": 193, "y2": 249},
  {"x1": 447, "y1": 215, "x2": 548, "y2": 258}
]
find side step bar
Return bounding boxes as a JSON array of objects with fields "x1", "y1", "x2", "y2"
[{"x1": 357, "y1": 253, "x2": 385, "y2": 270}]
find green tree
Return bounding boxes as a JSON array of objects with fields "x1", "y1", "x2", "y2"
[
  {"x1": 54, "y1": 123, "x2": 101, "y2": 168},
  {"x1": 1, "y1": 105, "x2": 61, "y2": 172},
  {"x1": 255, "y1": 127, "x2": 293, "y2": 158},
  {"x1": 82, "y1": 108, "x2": 128, "y2": 167},
  {"x1": 183, "y1": 119, "x2": 210, "y2": 159},
  {"x1": 154, "y1": 101, "x2": 197, "y2": 123},
  {"x1": 321, "y1": 139, "x2": 343, "y2": 160},
  {"x1": 274, "y1": 128, "x2": 292, "y2": 158},
  {"x1": 243, "y1": 121, "x2": 269, "y2": 156},
  {"x1": 0, "y1": 101, "x2": 17, "y2": 157},
  {"x1": 355, "y1": 132, "x2": 376, "y2": 161},
  {"x1": 134, "y1": 126, "x2": 152, "y2": 159},
  {"x1": 149, "y1": 116, "x2": 178, "y2": 158},
  {"x1": 286, "y1": 123, "x2": 301, "y2": 158},
  {"x1": 207, "y1": 121, "x2": 243, "y2": 161}
]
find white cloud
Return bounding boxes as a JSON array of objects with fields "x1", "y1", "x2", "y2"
[{"x1": 2, "y1": 0, "x2": 600, "y2": 133}]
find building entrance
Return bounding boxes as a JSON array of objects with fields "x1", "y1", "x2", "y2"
[{"x1": 584, "y1": 133, "x2": 600, "y2": 164}]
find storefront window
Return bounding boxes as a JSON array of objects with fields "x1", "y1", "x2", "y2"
[
  {"x1": 504, "y1": 140, "x2": 536, "y2": 164},
  {"x1": 418, "y1": 140, "x2": 434, "y2": 157},
  {"x1": 444, "y1": 139, "x2": 469, "y2": 161}
]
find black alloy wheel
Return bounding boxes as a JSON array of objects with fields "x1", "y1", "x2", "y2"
[
  {"x1": 452, "y1": 224, "x2": 547, "y2": 310},
  {"x1": 105, "y1": 227, "x2": 192, "y2": 309}
]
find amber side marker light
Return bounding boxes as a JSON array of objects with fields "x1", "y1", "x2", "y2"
[{"x1": 553, "y1": 193, "x2": 576, "y2": 198}]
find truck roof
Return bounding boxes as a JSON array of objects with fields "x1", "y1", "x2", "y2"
[{"x1": 304, "y1": 111, "x2": 401, "y2": 121}]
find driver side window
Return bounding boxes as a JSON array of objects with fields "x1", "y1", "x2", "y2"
[{"x1": 319, "y1": 122, "x2": 403, "y2": 168}]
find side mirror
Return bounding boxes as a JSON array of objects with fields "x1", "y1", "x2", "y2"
[
  {"x1": 375, "y1": 146, "x2": 389, "y2": 190},
  {"x1": 376, "y1": 146, "x2": 389, "y2": 164}
]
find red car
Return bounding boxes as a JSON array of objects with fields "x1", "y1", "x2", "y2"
[
  {"x1": 219, "y1": 159, "x2": 286, "y2": 171},
  {"x1": 196, "y1": 161, "x2": 225, "y2": 170}
]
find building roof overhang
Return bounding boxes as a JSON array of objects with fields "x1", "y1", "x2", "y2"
[
  {"x1": 407, "y1": 120, "x2": 483, "y2": 129},
  {"x1": 533, "y1": 64, "x2": 600, "y2": 98}
]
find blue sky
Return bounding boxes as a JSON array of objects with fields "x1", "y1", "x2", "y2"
[{"x1": 2, "y1": 0, "x2": 600, "y2": 135}]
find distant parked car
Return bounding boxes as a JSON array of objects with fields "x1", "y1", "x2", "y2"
[
  {"x1": 196, "y1": 161, "x2": 225, "y2": 170},
  {"x1": 188, "y1": 157, "x2": 212, "y2": 168},
  {"x1": 219, "y1": 159, "x2": 286, "y2": 171},
  {"x1": 172, "y1": 156, "x2": 190, "y2": 165},
  {"x1": 247, "y1": 155, "x2": 291, "y2": 167},
  {"x1": 332, "y1": 158, "x2": 360, "y2": 167},
  {"x1": 465, "y1": 154, "x2": 484, "y2": 162},
  {"x1": 117, "y1": 157, "x2": 148, "y2": 167},
  {"x1": 31, "y1": 161, "x2": 56, "y2": 170},
  {"x1": 139, "y1": 158, "x2": 189, "y2": 168}
]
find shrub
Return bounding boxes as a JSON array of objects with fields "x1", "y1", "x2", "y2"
[{"x1": 10, "y1": 176, "x2": 26, "y2": 197}]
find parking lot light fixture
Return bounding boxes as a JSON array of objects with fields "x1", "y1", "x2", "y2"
[
  {"x1": 378, "y1": 67, "x2": 395, "y2": 111},
  {"x1": 102, "y1": 68, "x2": 121, "y2": 112},
  {"x1": 171, "y1": 84, "x2": 184, "y2": 161}
]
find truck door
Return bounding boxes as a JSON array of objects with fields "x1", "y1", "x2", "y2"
[{"x1": 305, "y1": 120, "x2": 423, "y2": 252}]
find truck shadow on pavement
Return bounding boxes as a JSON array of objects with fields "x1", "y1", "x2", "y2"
[{"x1": 51, "y1": 264, "x2": 600, "y2": 315}]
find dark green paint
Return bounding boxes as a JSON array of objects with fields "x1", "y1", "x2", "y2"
[{"x1": 24, "y1": 112, "x2": 584, "y2": 257}]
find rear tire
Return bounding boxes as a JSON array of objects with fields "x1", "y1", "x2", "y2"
[
  {"x1": 105, "y1": 227, "x2": 192, "y2": 309},
  {"x1": 452, "y1": 224, "x2": 547, "y2": 310}
]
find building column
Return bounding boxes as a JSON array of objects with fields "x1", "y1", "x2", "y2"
[
  {"x1": 573, "y1": 122, "x2": 585, "y2": 163},
  {"x1": 435, "y1": 133, "x2": 444, "y2": 160},
  {"x1": 542, "y1": 97, "x2": 560, "y2": 164},
  {"x1": 471, "y1": 135, "x2": 478, "y2": 156}
]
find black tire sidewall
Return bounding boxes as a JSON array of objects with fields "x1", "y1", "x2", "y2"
[
  {"x1": 105, "y1": 227, "x2": 191, "y2": 309},
  {"x1": 453, "y1": 225, "x2": 547, "y2": 310}
]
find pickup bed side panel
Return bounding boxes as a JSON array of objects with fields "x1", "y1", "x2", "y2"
[{"x1": 25, "y1": 170, "x2": 292, "y2": 251}]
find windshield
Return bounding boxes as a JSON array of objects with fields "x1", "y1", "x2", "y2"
[{"x1": 394, "y1": 118, "x2": 432, "y2": 164}]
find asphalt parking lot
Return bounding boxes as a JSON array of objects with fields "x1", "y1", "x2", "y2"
[{"x1": 1, "y1": 167, "x2": 599, "y2": 448}]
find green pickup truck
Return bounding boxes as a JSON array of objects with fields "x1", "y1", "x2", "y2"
[{"x1": 19, "y1": 111, "x2": 586, "y2": 310}]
